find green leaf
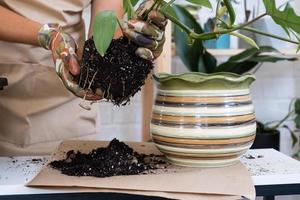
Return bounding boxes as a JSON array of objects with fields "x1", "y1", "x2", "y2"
[
  {"x1": 248, "y1": 55, "x2": 297, "y2": 62},
  {"x1": 295, "y1": 99, "x2": 300, "y2": 114},
  {"x1": 282, "y1": 125, "x2": 298, "y2": 147},
  {"x1": 230, "y1": 32, "x2": 259, "y2": 49},
  {"x1": 228, "y1": 46, "x2": 279, "y2": 62},
  {"x1": 93, "y1": 11, "x2": 117, "y2": 56},
  {"x1": 263, "y1": 0, "x2": 300, "y2": 34},
  {"x1": 297, "y1": 43, "x2": 300, "y2": 53},
  {"x1": 294, "y1": 151, "x2": 300, "y2": 160},
  {"x1": 294, "y1": 115, "x2": 300, "y2": 129},
  {"x1": 173, "y1": 4, "x2": 206, "y2": 72},
  {"x1": 160, "y1": 1, "x2": 179, "y2": 21},
  {"x1": 202, "y1": 50, "x2": 217, "y2": 73},
  {"x1": 123, "y1": 0, "x2": 139, "y2": 20},
  {"x1": 186, "y1": 0, "x2": 212, "y2": 8},
  {"x1": 215, "y1": 61, "x2": 258, "y2": 74},
  {"x1": 223, "y1": 0, "x2": 236, "y2": 25},
  {"x1": 215, "y1": 46, "x2": 296, "y2": 74}
]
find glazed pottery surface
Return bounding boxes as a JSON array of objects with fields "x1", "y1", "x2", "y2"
[{"x1": 150, "y1": 72, "x2": 256, "y2": 167}]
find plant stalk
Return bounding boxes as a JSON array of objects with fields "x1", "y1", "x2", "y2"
[
  {"x1": 126, "y1": 0, "x2": 135, "y2": 19},
  {"x1": 161, "y1": 0, "x2": 176, "y2": 10},
  {"x1": 269, "y1": 111, "x2": 295, "y2": 130},
  {"x1": 162, "y1": 10, "x2": 268, "y2": 40},
  {"x1": 242, "y1": 27, "x2": 299, "y2": 45}
]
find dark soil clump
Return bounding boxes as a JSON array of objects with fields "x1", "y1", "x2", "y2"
[
  {"x1": 50, "y1": 139, "x2": 166, "y2": 178},
  {"x1": 78, "y1": 37, "x2": 153, "y2": 106}
]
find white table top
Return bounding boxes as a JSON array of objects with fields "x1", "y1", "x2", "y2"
[{"x1": 1, "y1": 149, "x2": 300, "y2": 196}]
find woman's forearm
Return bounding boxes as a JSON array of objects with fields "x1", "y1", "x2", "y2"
[
  {"x1": 88, "y1": 0, "x2": 123, "y2": 38},
  {"x1": 0, "y1": 6, "x2": 41, "y2": 46}
]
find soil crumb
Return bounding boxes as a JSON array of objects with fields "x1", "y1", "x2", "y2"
[
  {"x1": 50, "y1": 139, "x2": 167, "y2": 178},
  {"x1": 78, "y1": 37, "x2": 153, "y2": 106}
]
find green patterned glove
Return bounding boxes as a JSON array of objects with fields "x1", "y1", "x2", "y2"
[
  {"x1": 38, "y1": 23, "x2": 102, "y2": 101},
  {"x1": 123, "y1": 0, "x2": 167, "y2": 61}
]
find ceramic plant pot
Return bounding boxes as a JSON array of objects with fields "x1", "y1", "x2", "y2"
[{"x1": 150, "y1": 72, "x2": 256, "y2": 167}]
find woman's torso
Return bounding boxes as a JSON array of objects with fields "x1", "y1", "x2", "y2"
[{"x1": 0, "y1": 0, "x2": 98, "y2": 156}]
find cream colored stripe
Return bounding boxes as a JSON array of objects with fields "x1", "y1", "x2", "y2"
[
  {"x1": 162, "y1": 150, "x2": 243, "y2": 158},
  {"x1": 150, "y1": 123, "x2": 256, "y2": 139},
  {"x1": 153, "y1": 104, "x2": 254, "y2": 116},
  {"x1": 156, "y1": 143, "x2": 252, "y2": 154},
  {"x1": 156, "y1": 95, "x2": 251, "y2": 103},
  {"x1": 157, "y1": 89, "x2": 250, "y2": 97},
  {"x1": 166, "y1": 156, "x2": 239, "y2": 167},
  {"x1": 152, "y1": 113, "x2": 255, "y2": 124}
]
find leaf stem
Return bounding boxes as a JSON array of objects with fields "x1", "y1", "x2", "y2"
[
  {"x1": 161, "y1": 0, "x2": 176, "y2": 10},
  {"x1": 190, "y1": 13, "x2": 267, "y2": 40},
  {"x1": 161, "y1": 9, "x2": 192, "y2": 34},
  {"x1": 126, "y1": 0, "x2": 135, "y2": 19},
  {"x1": 214, "y1": 0, "x2": 222, "y2": 31},
  {"x1": 162, "y1": 10, "x2": 268, "y2": 40},
  {"x1": 116, "y1": 18, "x2": 124, "y2": 36},
  {"x1": 242, "y1": 27, "x2": 299, "y2": 45},
  {"x1": 268, "y1": 111, "x2": 295, "y2": 130}
]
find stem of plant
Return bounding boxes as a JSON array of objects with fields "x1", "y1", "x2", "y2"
[
  {"x1": 155, "y1": 0, "x2": 163, "y2": 10},
  {"x1": 269, "y1": 111, "x2": 295, "y2": 130},
  {"x1": 126, "y1": 0, "x2": 134, "y2": 18},
  {"x1": 242, "y1": 27, "x2": 299, "y2": 45},
  {"x1": 214, "y1": 0, "x2": 222, "y2": 31},
  {"x1": 162, "y1": 10, "x2": 268, "y2": 40},
  {"x1": 116, "y1": 18, "x2": 124, "y2": 36}
]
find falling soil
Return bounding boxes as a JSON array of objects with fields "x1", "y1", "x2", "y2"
[
  {"x1": 77, "y1": 37, "x2": 153, "y2": 106},
  {"x1": 49, "y1": 139, "x2": 167, "y2": 178}
]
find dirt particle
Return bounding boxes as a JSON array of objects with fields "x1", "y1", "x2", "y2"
[{"x1": 244, "y1": 155, "x2": 256, "y2": 159}]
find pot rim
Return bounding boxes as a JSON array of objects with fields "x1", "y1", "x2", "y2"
[{"x1": 153, "y1": 72, "x2": 256, "y2": 84}]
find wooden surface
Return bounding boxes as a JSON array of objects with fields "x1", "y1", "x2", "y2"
[{"x1": 1, "y1": 149, "x2": 300, "y2": 196}]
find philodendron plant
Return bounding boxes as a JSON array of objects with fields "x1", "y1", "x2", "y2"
[
  {"x1": 172, "y1": 4, "x2": 298, "y2": 74},
  {"x1": 94, "y1": 0, "x2": 300, "y2": 56},
  {"x1": 79, "y1": 0, "x2": 300, "y2": 106}
]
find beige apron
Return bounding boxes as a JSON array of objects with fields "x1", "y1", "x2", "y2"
[{"x1": 0, "y1": 0, "x2": 98, "y2": 156}]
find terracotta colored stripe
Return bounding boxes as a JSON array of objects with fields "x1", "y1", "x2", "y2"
[
  {"x1": 151, "y1": 120, "x2": 256, "y2": 129},
  {"x1": 164, "y1": 153, "x2": 238, "y2": 160},
  {"x1": 152, "y1": 113, "x2": 255, "y2": 124},
  {"x1": 156, "y1": 95, "x2": 251, "y2": 104},
  {"x1": 153, "y1": 140, "x2": 253, "y2": 149},
  {"x1": 151, "y1": 134, "x2": 256, "y2": 145},
  {"x1": 159, "y1": 150, "x2": 243, "y2": 158},
  {"x1": 151, "y1": 118, "x2": 256, "y2": 128}
]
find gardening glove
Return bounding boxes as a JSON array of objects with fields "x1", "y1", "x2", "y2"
[
  {"x1": 38, "y1": 23, "x2": 102, "y2": 101},
  {"x1": 123, "y1": 0, "x2": 167, "y2": 61}
]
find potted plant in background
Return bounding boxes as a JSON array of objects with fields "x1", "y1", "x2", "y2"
[
  {"x1": 78, "y1": 0, "x2": 300, "y2": 167},
  {"x1": 253, "y1": 99, "x2": 300, "y2": 151}
]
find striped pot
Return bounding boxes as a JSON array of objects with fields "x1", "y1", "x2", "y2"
[{"x1": 150, "y1": 72, "x2": 256, "y2": 167}]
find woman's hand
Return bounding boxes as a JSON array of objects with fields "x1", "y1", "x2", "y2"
[
  {"x1": 123, "y1": 0, "x2": 167, "y2": 61},
  {"x1": 38, "y1": 24, "x2": 102, "y2": 101}
]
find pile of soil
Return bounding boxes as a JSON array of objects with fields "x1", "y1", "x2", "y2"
[
  {"x1": 78, "y1": 37, "x2": 153, "y2": 106},
  {"x1": 50, "y1": 139, "x2": 166, "y2": 178}
]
